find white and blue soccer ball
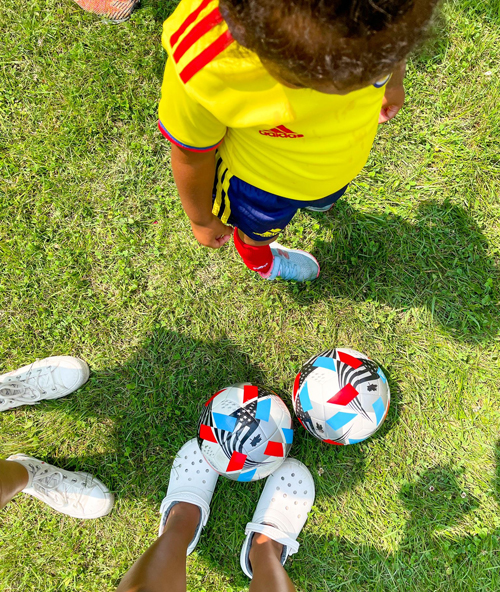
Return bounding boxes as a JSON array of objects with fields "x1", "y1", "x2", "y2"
[
  {"x1": 197, "y1": 383, "x2": 294, "y2": 481},
  {"x1": 292, "y1": 348, "x2": 390, "y2": 445}
]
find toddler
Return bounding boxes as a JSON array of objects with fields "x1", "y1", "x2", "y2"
[{"x1": 158, "y1": 0, "x2": 438, "y2": 281}]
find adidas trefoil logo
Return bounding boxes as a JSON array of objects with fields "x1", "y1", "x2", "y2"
[{"x1": 259, "y1": 125, "x2": 304, "y2": 138}]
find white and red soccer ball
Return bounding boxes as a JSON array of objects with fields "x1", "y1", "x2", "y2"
[
  {"x1": 197, "y1": 383, "x2": 293, "y2": 481},
  {"x1": 293, "y1": 348, "x2": 390, "y2": 445}
]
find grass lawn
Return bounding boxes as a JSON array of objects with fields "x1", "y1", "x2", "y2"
[{"x1": 1, "y1": 0, "x2": 500, "y2": 590}]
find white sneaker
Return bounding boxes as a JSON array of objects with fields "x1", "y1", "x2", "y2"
[
  {"x1": 6, "y1": 455, "x2": 114, "y2": 519},
  {"x1": 261, "y1": 243, "x2": 320, "y2": 282},
  {"x1": 240, "y1": 458, "x2": 315, "y2": 578},
  {"x1": 159, "y1": 439, "x2": 219, "y2": 555},
  {"x1": 0, "y1": 356, "x2": 89, "y2": 412}
]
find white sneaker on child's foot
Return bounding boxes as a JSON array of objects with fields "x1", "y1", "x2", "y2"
[
  {"x1": 260, "y1": 242, "x2": 320, "y2": 282},
  {"x1": 0, "y1": 356, "x2": 89, "y2": 412},
  {"x1": 6, "y1": 455, "x2": 114, "y2": 518},
  {"x1": 240, "y1": 458, "x2": 315, "y2": 578},
  {"x1": 159, "y1": 439, "x2": 219, "y2": 555}
]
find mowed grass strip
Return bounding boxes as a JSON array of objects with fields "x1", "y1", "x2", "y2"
[{"x1": 1, "y1": 0, "x2": 499, "y2": 590}]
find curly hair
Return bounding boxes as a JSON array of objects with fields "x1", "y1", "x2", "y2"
[{"x1": 219, "y1": 0, "x2": 440, "y2": 88}]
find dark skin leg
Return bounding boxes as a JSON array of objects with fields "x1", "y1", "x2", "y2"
[
  {"x1": 0, "y1": 459, "x2": 29, "y2": 510},
  {"x1": 248, "y1": 533, "x2": 296, "y2": 592},
  {"x1": 238, "y1": 228, "x2": 276, "y2": 247},
  {"x1": 115, "y1": 502, "x2": 296, "y2": 592},
  {"x1": 115, "y1": 502, "x2": 199, "y2": 592}
]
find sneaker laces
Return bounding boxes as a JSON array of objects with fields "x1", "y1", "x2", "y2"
[
  {"x1": 28, "y1": 462, "x2": 90, "y2": 513},
  {"x1": 0, "y1": 363, "x2": 58, "y2": 404},
  {"x1": 273, "y1": 255, "x2": 299, "y2": 280}
]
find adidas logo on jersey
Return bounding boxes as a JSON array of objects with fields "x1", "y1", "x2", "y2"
[{"x1": 259, "y1": 125, "x2": 304, "y2": 139}]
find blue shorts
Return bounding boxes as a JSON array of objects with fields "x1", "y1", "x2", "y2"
[{"x1": 211, "y1": 156, "x2": 348, "y2": 241}]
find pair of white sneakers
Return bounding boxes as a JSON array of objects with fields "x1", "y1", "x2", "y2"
[
  {"x1": 1, "y1": 356, "x2": 114, "y2": 519},
  {"x1": 161, "y1": 439, "x2": 315, "y2": 578}
]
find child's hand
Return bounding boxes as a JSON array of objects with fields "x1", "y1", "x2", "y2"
[
  {"x1": 191, "y1": 215, "x2": 234, "y2": 248},
  {"x1": 378, "y1": 61, "x2": 406, "y2": 124},
  {"x1": 379, "y1": 83, "x2": 405, "y2": 123}
]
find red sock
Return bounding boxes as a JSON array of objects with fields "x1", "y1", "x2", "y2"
[{"x1": 234, "y1": 229, "x2": 274, "y2": 275}]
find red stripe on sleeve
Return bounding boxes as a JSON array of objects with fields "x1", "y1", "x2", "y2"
[
  {"x1": 180, "y1": 29, "x2": 234, "y2": 84},
  {"x1": 173, "y1": 7, "x2": 223, "y2": 63},
  {"x1": 170, "y1": 0, "x2": 213, "y2": 48},
  {"x1": 157, "y1": 121, "x2": 224, "y2": 153}
]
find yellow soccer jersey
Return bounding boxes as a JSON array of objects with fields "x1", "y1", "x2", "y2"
[{"x1": 158, "y1": 0, "x2": 389, "y2": 201}]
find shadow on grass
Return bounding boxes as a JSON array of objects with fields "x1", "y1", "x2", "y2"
[
  {"x1": 45, "y1": 328, "x2": 402, "y2": 589},
  {"x1": 52, "y1": 328, "x2": 388, "y2": 508},
  {"x1": 286, "y1": 465, "x2": 491, "y2": 592},
  {"x1": 35, "y1": 328, "x2": 392, "y2": 587},
  {"x1": 11, "y1": 334, "x2": 498, "y2": 590},
  {"x1": 190, "y1": 464, "x2": 494, "y2": 591},
  {"x1": 410, "y1": 1, "x2": 450, "y2": 71},
  {"x1": 55, "y1": 329, "x2": 268, "y2": 498},
  {"x1": 290, "y1": 199, "x2": 499, "y2": 343}
]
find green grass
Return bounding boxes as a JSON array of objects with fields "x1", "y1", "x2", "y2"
[{"x1": 1, "y1": 0, "x2": 500, "y2": 590}]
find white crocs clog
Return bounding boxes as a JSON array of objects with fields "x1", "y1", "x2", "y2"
[
  {"x1": 240, "y1": 458, "x2": 315, "y2": 578},
  {"x1": 159, "y1": 439, "x2": 219, "y2": 555}
]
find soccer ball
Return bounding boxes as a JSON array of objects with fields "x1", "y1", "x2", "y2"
[
  {"x1": 292, "y1": 348, "x2": 390, "y2": 445},
  {"x1": 197, "y1": 383, "x2": 294, "y2": 481}
]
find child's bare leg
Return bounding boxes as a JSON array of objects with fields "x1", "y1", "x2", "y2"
[
  {"x1": 248, "y1": 534, "x2": 296, "y2": 592},
  {"x1": 237, "y1": 228, "x2": 276, "y2": 247},
  {"x1": 116, "y1": 502, "x2": 199, "y2": 592},
  {"x1": 0, "y1": 459, "x2": 29, "y2": 509}
]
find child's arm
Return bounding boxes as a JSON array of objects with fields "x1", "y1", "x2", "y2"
[
  {"x1": 379, "y1": 61, "x2": 406, "y2": 123},
  {"x1": 171, "y1": 144, "x2": 233, "y2": 249}
]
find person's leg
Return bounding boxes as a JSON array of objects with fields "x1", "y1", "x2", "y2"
[
  {"x1": 0, "y1": 459, "x2": 29, "y2": 510},
  {"x1": 212, "y1": 164, "x2": 318, "y2": 282},
  {"x1": 115, "y1": 502, "x2": 198, "y2": 592},
  {"x1": 248, "y1": 534, "x2": 296, "y2": 592},
  {"x1": 115, "y1": 439, "x2": 218, "y2": 592},
  {"x1": 233, "y1": 184, "x2": 349, "y2": 280},
  {"x1": 304, "y1": 184, "x2": 348, "y2": 212},
  {"x1": 233, "y1": 228, "x2": 275, "y2": 275},
  {"x1": 234, "y1": 229, "x2": 319, "y2": 282},
  {"x1": 240, "y1": 459, "x2": 315, "y2": 586}
]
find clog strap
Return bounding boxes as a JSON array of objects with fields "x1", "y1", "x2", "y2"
[
  {"x1": 158, "y1": 493, "x2": 208, "y2": 555},
  {"x1": 159, "y1": 493, "x2": 209, "y2": 528},
  {"x1": 244, "y1": 522, "x2": 300, "y2": 555}
]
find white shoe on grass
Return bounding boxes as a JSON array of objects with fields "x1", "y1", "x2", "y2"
[
  {"x1": 0, "y1": 356, "x2": 89, "y2": 412},
  {"x1": 6, "y1": 454, "x2": 114, "y2": 519},
  {"x1": 261, "y1": 242, "x2": 320, "y2": 282},
  {"x1": 159, "y1": 439, "x2": 219, "y2": 555},
  {"x1": 240, "y1": 458, "x2": 315, "y2": 578}
]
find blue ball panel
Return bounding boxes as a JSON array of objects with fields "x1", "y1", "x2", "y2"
[
  {"x1": 238, "y1": 469, "x2": 257, "y2": 482},
  {"x1": 313, "y1": 356, "x2": 337, "y2": 372},
  {"x1": 326, "y1": 411, "x2": 357, "y2": 431},
  {"x1": 255, "y1": 398, "x2": 272, "y2": 422},
  {"x1": 213, "y1": 412, "x2": 238, "y2": 432}
]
